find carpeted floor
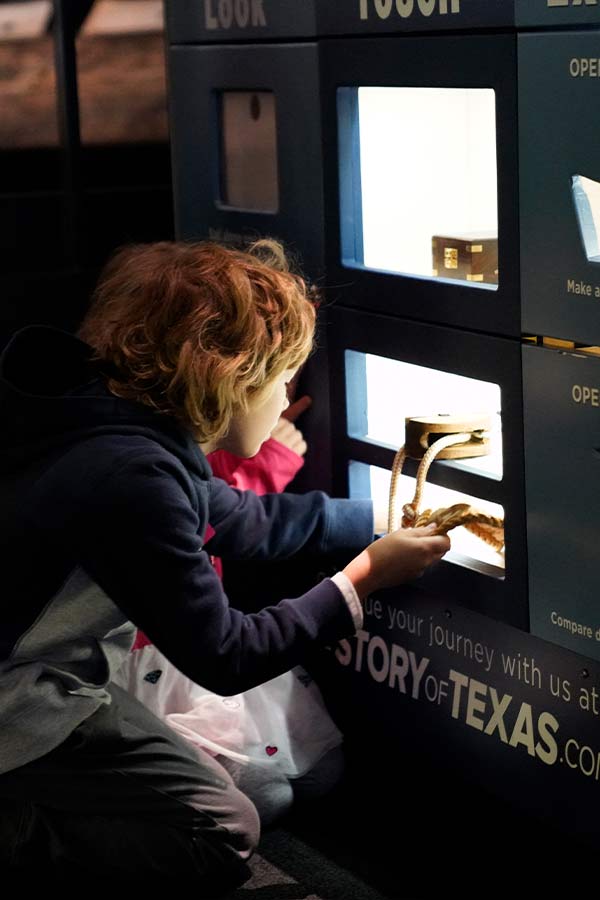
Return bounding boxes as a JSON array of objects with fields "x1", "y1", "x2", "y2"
[
  {"x1": 229, "y1": 828, "x2": 398, "y2": 900},
  {"x1": 222, "y1": 765, "x2": 595, "y2": 900}
]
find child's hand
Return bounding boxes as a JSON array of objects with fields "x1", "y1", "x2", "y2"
[
  {"x1": 343, "y1": 524, "x2": 450, "y2": 600},
  {"x1": 270, "y1": 418, "x2": 308, "y2": 457},
  {"x1": 281, "y1": 395, "x2": 311, "y2": 422},
  {"x1": 272, "y1": 394, "x2": 312, "y2": 456}
]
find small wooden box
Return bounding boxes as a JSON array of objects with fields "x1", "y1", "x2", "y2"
[{"x1": 432, "y1": 232, "x2": 498, "y2": 285}]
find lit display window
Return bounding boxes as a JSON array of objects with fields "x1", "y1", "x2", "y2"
[
  {"x1": 219, "y1": 90, "x2": 279, "y2": 213},
  {"x1": 345, "y1": 350, "x2": 503, "y2": 479},
  {"x1": 338, "y1": 87, "x2": 498, "y2": 289},
  {"x1": 349, "y1": 461, "x2": 505, "y2": 576}
]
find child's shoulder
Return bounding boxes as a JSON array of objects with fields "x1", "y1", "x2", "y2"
[{"x1": 47, "y1": 433, "x2": 201, "y2": 508}]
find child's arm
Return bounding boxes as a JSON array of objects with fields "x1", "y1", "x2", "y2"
[
  {"x1": 205, "y1": 478, "x2": 374, "y2": 561},
  {"x1": 68, "y1": 446, "x2": 447, "y2": 696}
]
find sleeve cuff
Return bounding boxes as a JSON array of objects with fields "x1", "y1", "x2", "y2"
[
  {"x1": 331, "y1": 571, "x2": 363, "y2": 631},
  {"x1": 325, "y1": 498, "x2": 374, "y2": 553}
]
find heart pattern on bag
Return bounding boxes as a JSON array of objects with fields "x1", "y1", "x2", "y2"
[{"x1": 265, "y1": 745, "x2": 278, "y2": 756}]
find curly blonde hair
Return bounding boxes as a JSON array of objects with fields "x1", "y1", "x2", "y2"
[{"x1": 78, "y1": 239, "x2": 317, "y2": 443}]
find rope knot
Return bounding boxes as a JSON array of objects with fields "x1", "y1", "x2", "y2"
[{"x1": 401, "y1": 503, "x2": 417, "y2": 529}]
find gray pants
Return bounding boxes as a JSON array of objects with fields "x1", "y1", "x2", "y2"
[{"x1": 0, "y1": 683, "x2": 260, "y2": 890}]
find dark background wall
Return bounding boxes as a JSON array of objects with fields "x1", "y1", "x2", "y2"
[{"x1": 0, "y1": 0, "x2": 174, "y2": 350}]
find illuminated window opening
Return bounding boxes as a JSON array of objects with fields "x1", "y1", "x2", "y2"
[
  {"x1": 338, "y1": 86, "x2": 498, "y2": 289},
  {"x1": 349, "y1": 461, "x2": 505, "y2": 576},
  {"x1": 346, "y1": 350, "x2": 503, "y2": 479}
]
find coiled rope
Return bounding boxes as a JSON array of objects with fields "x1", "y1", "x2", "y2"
[{"x1": 387, "y1": 431, "x2": 505, "y2": 552}]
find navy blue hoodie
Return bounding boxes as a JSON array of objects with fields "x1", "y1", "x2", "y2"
[{"x1": 0, "y1": 326, "x2": 373, "y2": 774}]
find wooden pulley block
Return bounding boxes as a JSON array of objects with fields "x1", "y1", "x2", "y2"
[{"x1": 405, "y1": 414, "x2": 492, "y2": 460}]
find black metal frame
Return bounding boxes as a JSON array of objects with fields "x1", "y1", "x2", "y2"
[{"x1": 52, "y1": 0, "x2": 95, "y2": 265}]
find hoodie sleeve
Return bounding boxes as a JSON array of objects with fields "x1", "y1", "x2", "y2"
[
  {"x1": 65, "y1": 450, "x2": 370, "y2": 694},
  {"x1": 204, "y1": 476, "x2": 373, "y2": 561}
]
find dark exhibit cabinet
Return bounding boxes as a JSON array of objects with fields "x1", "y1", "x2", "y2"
[{"x1": 166, "y1": 0, "x2": 600, "y2": 850}]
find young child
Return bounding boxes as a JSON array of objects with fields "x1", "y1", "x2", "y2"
[
  {"x1": 117, "y1": 397, "x2": 346, "y2": 828},
  {"x1": 0, "y1": 239, "x2": 450, "y2": 890}
]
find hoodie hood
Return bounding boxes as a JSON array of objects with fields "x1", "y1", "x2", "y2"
[{"x1": 0, "y1": 325, "x2": 211, "y2": 478}]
